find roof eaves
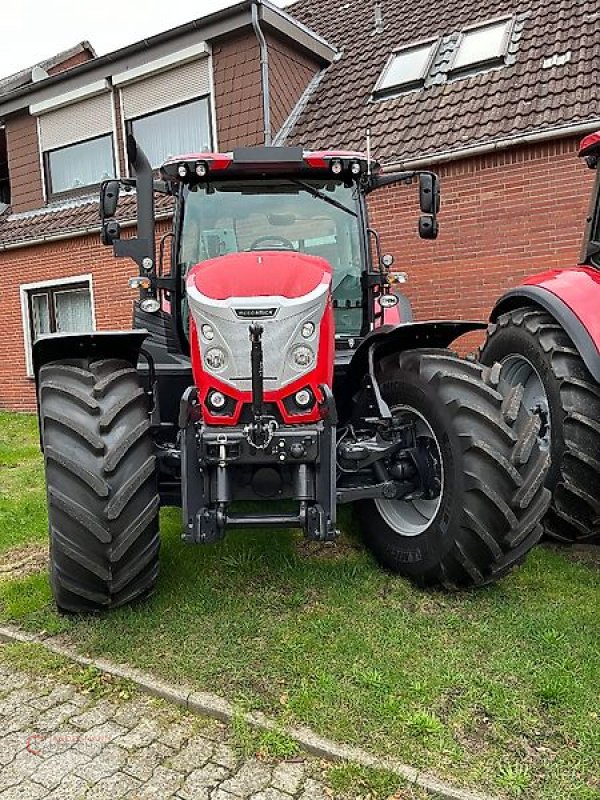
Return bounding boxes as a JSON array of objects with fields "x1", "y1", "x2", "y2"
[
  {"x1": 260, "y1": 0, "x2": 338, "y2": 61},
  {"x1": 0, "y1": 41, "x2": 95, "y2": 95},
  {"x1": 381, "y1": 118, "x2": 600, "y2": 171},
  {"x1": 0, "y1": 1, "x2": 253, "y2": 113},
  {"x1": 0, "y1": 0, "x2": 336, "y2": 117}
]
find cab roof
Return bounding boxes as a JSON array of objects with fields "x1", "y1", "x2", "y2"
[{"x1": 160, "y1": 146, "x2": 377, "y2": 183}]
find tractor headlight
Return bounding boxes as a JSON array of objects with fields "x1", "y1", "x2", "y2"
[
  {"x1": 204, "y1": 347, "x2": 227, "y2": 372},
  {"x1": 195, "y1": 161, "x2": 208, "y2": 177},
  {"x1": 350, "y1": 160, "x2": 362, "y2": 175},
  {"x1": 301, "y1": 322, "x2": 315, "y2": 339},
  {"x1": 291, "y1": 345, "x2": 314, "y2": 370},
  {"x1": 140, "y1": 297, "x2": 160, "y2": 313},
  {"x1": 177, "y1": 163, "x2": 188, "y2": 178},
  {"x1": 330, "y1": 159, "x2": 343, "y2": 175},
  {"x1": 200, "y1": 323, "x2": 215, "y2": 341},
  {"x1": 295, "y1": 389, "x2": 313, "y2": 407},
  {"x1": 207, "y1": 390, "x2": 226, "y2": 410}
]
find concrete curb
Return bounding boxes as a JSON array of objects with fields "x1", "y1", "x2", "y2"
[{"x1": 0, "y1": 624, "x2": 500, "y2": 800}]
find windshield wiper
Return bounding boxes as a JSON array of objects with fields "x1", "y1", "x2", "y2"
[{"x1": 291, "y1": 180, "x2": 358, "y2": 218}]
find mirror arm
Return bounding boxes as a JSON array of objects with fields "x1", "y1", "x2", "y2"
[{"x1": 365, "y1": 170, "x2": 416, "y2": 193}]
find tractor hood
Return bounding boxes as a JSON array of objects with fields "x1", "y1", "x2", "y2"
[
  {"x1": 185, "y1": 251, "x2": 333, "y2": 393},
  {"x1": 186, "y1": 251, "x2": 332, "y2": 300}
]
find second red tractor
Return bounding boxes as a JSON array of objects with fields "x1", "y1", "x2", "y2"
[{"x1": 481, "y1": 132, "x2": 600, "y2": 545}]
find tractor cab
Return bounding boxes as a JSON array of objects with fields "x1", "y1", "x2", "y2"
[{"x1": 157, "y1": 146, "x2": 436, "y2": 354}]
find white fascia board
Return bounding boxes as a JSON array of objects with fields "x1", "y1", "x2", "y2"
[
  {"x1": 112, "y1": 41, "x2": 209, "y2": 86},
  {"x1": 30, "y1": 80, "x2": 110, "y2": 115}
]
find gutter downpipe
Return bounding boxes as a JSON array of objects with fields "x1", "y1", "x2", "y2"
[
  {"x1": 383, "y1": 119, "x2": 600, "y2": 172},
  {"x1": 252, "y1": 0, "x2": 272, "y2": 146}
]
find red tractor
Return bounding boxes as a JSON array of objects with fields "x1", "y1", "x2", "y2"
[
  {"x1": 480, "y1": 133, "x2": 600, "y2": 545},
  {"x1": 33, "y1": 138, "x2": 549, "y2": 612}
]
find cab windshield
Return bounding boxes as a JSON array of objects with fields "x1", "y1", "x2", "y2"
[{"x1": 179, "y1": 179, "x2": 365, "y2": 336}]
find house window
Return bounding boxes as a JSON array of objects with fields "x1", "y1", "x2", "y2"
[
  {"x1": 21, "y1": 276, "x2": 95, "y2": 376},
  {"x1": 374, "y1": 40, "x2": 438, "y2": 94},
  {"x1": 45, "y1": 134, "x2": 115, "y2": 196},
  {"x1": 128, "y1": 98, "x2": 212, "y2": 169},
  {"x1": 451, "y1": 18, "x2": 512, "y2": 73}
]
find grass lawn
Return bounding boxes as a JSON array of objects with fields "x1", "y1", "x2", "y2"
[{"x1": 1, "y1": 410, "x2": 599, "y2": 800}]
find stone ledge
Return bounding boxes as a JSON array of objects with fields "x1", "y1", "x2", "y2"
[{"x1": 0, "y1": 624, "x2": 500, "y2": 800}]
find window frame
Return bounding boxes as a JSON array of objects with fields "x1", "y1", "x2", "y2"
[
  {"x1": 0, "y1": 125, "x2": 10, "y2": 208},
  {"x1": 43, "y1": 132, "x2": 116, "y2": 199},
  {"x1": 373, "y1": 37, "x2": 440, "y2": 97},
  {"x1": 449, "y1": 16, "x2": 514, "y2": 75},
  {"x1": 20, "y1": 274, "x2": 96, "y2": 377},
  {"x1": 125, "y1": 95, "x2": 214, "y2": 172}
]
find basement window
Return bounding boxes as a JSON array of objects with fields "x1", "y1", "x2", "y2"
[
  {"x1": 374, "y1": 39, "x2": 439, "y2": 95},
  {"x1": 20, "y1": 276, "x2": 95, "y2": 377},
  {"x1": 450, "y1": 18, "x2": 513, "y2": 73}
]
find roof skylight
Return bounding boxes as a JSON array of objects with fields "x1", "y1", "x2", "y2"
[
  {"x1": 374, "y1": 39, "x2": 438, "y2": 94},
  {"x1": 451, "y1": 18, "x2": 512, "y2": 72}
]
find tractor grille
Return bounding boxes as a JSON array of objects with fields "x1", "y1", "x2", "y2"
[{"x1": 186, "y1": 282, "x2": 329, "y2": 391}]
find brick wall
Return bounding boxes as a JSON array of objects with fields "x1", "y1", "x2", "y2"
[
  {"x1": 212, "y1": 28, "x2": 320, "y2": 149},
  {"x1": 5, "y1": 112, "x2": 44, "y2": 213},
  {"x1": 212, "y1": 28, "x2": 264, "y2": 150},
  {"x1": 0, "y1": 221, "x2": 171, "y2": 412},
  {"x1": 368, "y1": 136, "x2": 594, "y2": 351}
]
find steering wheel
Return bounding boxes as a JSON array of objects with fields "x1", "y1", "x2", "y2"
[{"x1": 248, "y1": 235, "x2": 296, "y2": 251}]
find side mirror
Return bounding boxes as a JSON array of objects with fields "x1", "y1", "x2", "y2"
[
  {"x1": 101, "y1": 220, "x2": 121, "y2": 246},
  {"x1": 419, "y1": 173, "x2": 440, "y2": 215},
  {"x1": 419, "y1": 214, "x2": 439, "y2": 240},
  {"x1": 100, "y1": 180, "x2": 120, "y2": 219}
]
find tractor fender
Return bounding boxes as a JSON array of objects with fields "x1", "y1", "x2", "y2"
[
  {"x1": 339, "y1": 320, "x2": 485, "y2": 418},
  {"x1": 490, "y1": 267, "x2": 600, "y2": 383},
  {"x1": 32, "y1": 330, "x2": 149, "y2": 382}
]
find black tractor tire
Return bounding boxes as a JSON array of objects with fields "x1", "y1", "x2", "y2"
[
  {"x1": 480, "y1": 306, "x2": 600, "y2": 544},
  {"x1": 356, "y1": 350, "x2": 550, "y2": 588},
  {"x1": 39, "y1": 358, "x2": 160, "y2": 613}
]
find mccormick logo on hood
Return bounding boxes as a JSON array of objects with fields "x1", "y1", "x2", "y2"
[{"x1": 234, "y1": 308, "x2": 278, "y2": 318}]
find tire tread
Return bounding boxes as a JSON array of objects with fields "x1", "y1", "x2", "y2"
[{"x1": 40, "y1": 358, "x2": 160, "y2": 612}]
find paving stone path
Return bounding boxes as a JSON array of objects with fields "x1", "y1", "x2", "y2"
[{"x1": 0, "y1": 654, "x2": 335, "y2": 800}]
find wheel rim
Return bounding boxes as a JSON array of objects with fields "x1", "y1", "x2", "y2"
[
  {"x1": 500, "y1": 355, "x2": 551, "y2": 450},
  {"x1": 374, "y1": 406, "x2": 444, "y2": 537}
]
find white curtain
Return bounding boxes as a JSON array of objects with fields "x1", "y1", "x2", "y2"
[
  {"x1": 48, "y1": 136, "x2": 114, "y2": 194},
  {"x1": 131, "y1": 98, "x2": 211, "y2": 169},
  {"x1": 54, "y1": 289, "x2": 93, "y2": 333},
  {"x1": 31, "y1": 294, "x2": 50, "y2": 338}
]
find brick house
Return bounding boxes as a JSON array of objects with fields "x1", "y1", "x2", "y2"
[
  {"x1": 0, "y1": 1, "x2": 335, "y2": 410},
  {"x1": 0, "y1": 0, "x2": 597, "y2": 410}
]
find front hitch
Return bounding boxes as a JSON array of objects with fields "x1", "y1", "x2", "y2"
[{"x1": 245, "y1": 323, "x2": 278, "y2": 449}]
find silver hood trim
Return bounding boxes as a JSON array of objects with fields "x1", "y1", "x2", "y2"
[{"x1": 186, "y1": 278, "x2": 330, "y2": 391}]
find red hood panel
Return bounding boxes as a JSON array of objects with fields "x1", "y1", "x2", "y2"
[{"x1": 187, "y1": 251, "x2": 332, "y2": 300}]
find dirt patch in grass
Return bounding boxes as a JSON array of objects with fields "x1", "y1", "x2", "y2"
[
  {"x1": 0, "y1": 543, "x2": 47, "y2": 580},
  {"x1": 294, "y1": 539, "x2": 362, "y2": 561},
  {"x1": 543, "y1": 542, "x2": 600, "y2": 570}
]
